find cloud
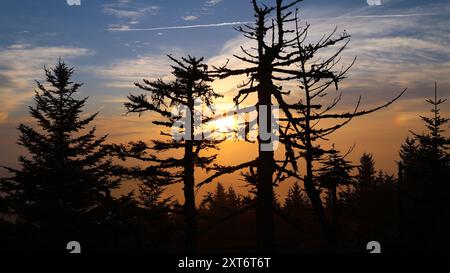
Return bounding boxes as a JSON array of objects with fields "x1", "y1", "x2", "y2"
[
  {"x1": 197, "y1": 2, "x2": 450, "y2": 176},
  {"x1": 179, "y1": 0, "x2": 224, "y2": 22},
  {"x1": 108, "y1": 21, "x2": 253, "y2": 32},
  {"x1": 339, "y1": 12, "x2": 436, "y2": 19},
  {"x1": 66, "y1": 0, "x2": 81, "y2": 6},
  {"x1": 87, "y1": 50, "x2": 185, "y2": 89},
  {"x1": 103, "y1": 0, "x2": 160, "y2": 25},
  {"x1": 108, "y1": 24, "x2": 131, "y2": 31},
  {"x1": 182, "y1": 15, "x2": 200, "y2": 21},
  {"x1": 205, "y1": 0, "x2": 223, "y2": 7},
  {"x1": 204, "y1": 2, "x2": 450, "y2": 108},
  {"x1": 367, "y1": 0, "x2": 383, "y2": 6},
  {"x1": 103, "y1": 6, "x2": 160, "y2": 20},
  {"x1": 0, "y1": 44, "x2": 92, "y2": 122}
]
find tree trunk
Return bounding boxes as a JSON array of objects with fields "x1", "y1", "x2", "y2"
[
  {"x1": 256, "y1": 75, "x2": 275, "y2": 252},
  {"x1": 184, "y1": 95, "x2": 197, "y2": 253},
  {"x1": 183, "y1": 142, "x2": 197, "y2": 253},
  {"x1": 304, "y1": 157, "x2": 331, "y2": 248},
  {"x1": 301, "y1": 59, "x2": 332, "y2": 250},
  {"x1": 331, "y1": 184, "x2": 337, "y2": 251}
]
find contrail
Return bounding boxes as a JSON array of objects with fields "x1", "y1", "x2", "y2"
[
  {"x1": 108, "y1": 21, "x2": 253, "y2": 32},
  {"x1": 108, "y1": 13, "x2": 437, "y2": 32}
]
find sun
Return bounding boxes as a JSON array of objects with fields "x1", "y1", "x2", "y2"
[{"x1": 214, "y1": 116, "x2": 236, "y2": 133}]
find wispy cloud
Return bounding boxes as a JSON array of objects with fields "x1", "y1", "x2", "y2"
[
  {"x1": 103, "y1": 6, "x2": 160, "y2": 19},
  {"x1": 182, "y1": 15, "x2": 200, "y2": 21},
  {"x1": 103, "y1": 0, "x2": 160, "y2": 25},
  {"x1": 367, "y1": 0, "x2": 383, "y2": 6},
  {"x1": 108, "y1": 21, "x2": 253, "y2": 32},
  {"x1": 205, "y1": 3, "x2": 450, "y2": 106},
  {"x1": 0, "y1": 44, "x2": 92, "y2": 122},
  {"x1": 86, "y1": 50, "x2": 184, "y2": 89},
  {"x1": 338, "y1": 12, "x2": 437, "y2": 19},
  {"x1": 179, "y1": 0, "x2": 224, "y2": 21},
  {"x1": 204, "y1": 0, "x2": 223, "y2": 7}
]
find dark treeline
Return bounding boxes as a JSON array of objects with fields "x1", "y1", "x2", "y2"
[{"x1": 0, "y1": 0, "x2": 449, "y2": 253}]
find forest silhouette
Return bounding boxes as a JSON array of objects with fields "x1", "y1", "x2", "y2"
[{"x1": 0, "y1": 0, "x2": 449, "y2": 254}]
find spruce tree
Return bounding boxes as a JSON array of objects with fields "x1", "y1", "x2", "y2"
[
  {"x1": 317, "y1": 150, "x2": 354, "y2": 247},
  {"x1": 1, "y1": 60, "x2": 118, "y2": 249},
  {"x1": 122, "y1": 55, "x2": 223, "y2": 253},
  {"x1": 400, "y1": 83, "x2": 449, "y2": 200},
  {"x1": 226, "y1": 186, "x2": 242, "y2": 211},
  {"x1": 284, "y1": 182, "x2": 307, "y2": 214},
  {"x1": 214, "y1": 183, "x2": 227, "y2": 206},
  {"x1": 411, "y1": 83, "x2": 449, "y2": 167},
  {"x1": 317, "y1": 151, "x2": 354, "y2": 211},
  {"x1": 399, "y1": 83, "x2": 449, "y2": 252},
  {"x1": 355, "y1": 153, "x2": 377, "y2": 190}
]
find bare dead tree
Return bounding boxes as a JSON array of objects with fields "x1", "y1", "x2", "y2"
[
  {"x1": 208, "y1": 0, "x2": 309, "y2": 252},
  {"x1": 273, "y1": 10, "x2": 407, "y2": 247},
  {"x1": 209, "y1": 0, "x2": 405, "y2": 251}
]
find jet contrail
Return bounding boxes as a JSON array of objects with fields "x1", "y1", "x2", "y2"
[
  {"x1": 108, "y1": 21, "x2": 253, "y2": 32},
  {"x1": 108, "y1": 13, "x2": 437, "y2": 33}
]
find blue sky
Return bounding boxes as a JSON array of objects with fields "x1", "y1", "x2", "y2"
[{"x1": 1, "y1": 0, "x2": 450, "y2": 182}]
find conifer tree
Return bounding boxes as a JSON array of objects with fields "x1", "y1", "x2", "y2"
[
  {"x1": 400, "y1": 84, "x2": 450, "y2": 196},
  {"x1": 399, "y1": 83, "x2": 449, "y2": 252},
  {"x1": 226, "y1": 186, "x2": 242, "y2": 211},
  {"x1": 356, "y1": 153, "x2": 377, "y2": 190},
  {"x1": 317, "y1": 151, "x2": 354, "y2": 212},
  {"x1": 284, "y1": 182, "x2": 307, "y2": 214},
  {"x1": 1, "y1": 60, "x2": 118, "y2": 248},
  {"x1": 316, "y1": 150, "x2": 354, "y2": 245},
  {"x1": 138, "y1": 175, "x2": 174, "y2": 211},
  {"x1": 200, "y1": 183, "x2": 240, "y2": 219},
  {"x1": 121, "y1": 55, "x2": 223, "y2": 253},
  {"x1": 411, "y1": 83, "x2": 449, "y2": 164}
]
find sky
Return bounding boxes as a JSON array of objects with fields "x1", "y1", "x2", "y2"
[{"x1": 1, "y1": 0, "x2": 449, "y2": 201}]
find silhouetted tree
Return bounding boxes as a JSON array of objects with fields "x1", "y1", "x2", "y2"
[
  {"x1": 268, "y1": 7, "x2": 406, "y2": 247},
  {"x1": 197, "y1": 183, "x2": 257, "y2": 251},
  {"x1": 0, "y1": 60, "x2": 119, "y2": 250},
  {"x1": 412, "y1": 83, "x2": 449, "y2": 159},
  {"x1": 375, "y1": 170, "x2": 395, "y2": 185},
  {"x1": 226, "y1": 186, "x2": 242, "y2": 211},
  {"x1": 284, "y1": 182, "x2": 308, "y2": 215},
  {"x1": 356, "y1": 153, "x2": 377, "y2": 190},
  {"x1": 0, "y1": 194, "x2": 6, "y2": 214},
  {"x1": 208, "y1": 0, "x2": 405, "y2": 251},
  {"x1": 122, "y1": 55, "x2": 223, "y2": 253},
  {"x1": 214, "y1": 183, "x2": 227, "y2": 207},
  {"x1": 210, "y1": 0, "x2": 314, "y2": 252},
  {"x1": 316, "y1": 149, "x2": 354, "y2": 247},
  {"x1": 200, "y1": 183, "x2": 243, "y2": 219},
  {"x1": 399, "y1": 83, "x2": 449, "y2": 252},
  {"x1": 138, "y1": 175, "x2": 174, "y2": 211}
]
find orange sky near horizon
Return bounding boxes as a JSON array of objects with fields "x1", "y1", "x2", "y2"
[
  {"x1": 90, "y1": 92, "x2": 450, "y2": 204},
  {"x1": 0, "y1": 78, "x2": 448, "y2": 205}
]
